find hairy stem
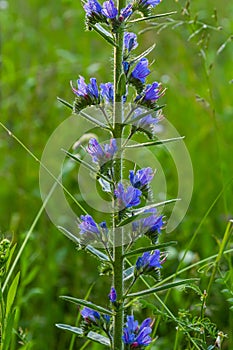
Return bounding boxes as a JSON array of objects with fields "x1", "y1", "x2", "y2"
[{"x1": 112, "y1": 0, "x2": 126, "y2": 348}]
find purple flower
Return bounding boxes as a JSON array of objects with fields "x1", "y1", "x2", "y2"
[
  {"x1": 136, "y1": 250, "x2": 162, "y2": 273},
  {"x1": 83, "y1": 0, "x2": 102, "y2": 17},
  {"x1": 87, "y1": 138, "x2": 117, "y2": 165},
  {"x1": 144, "y1": 82, "x2": 161, "y2": 101},
  {"x1": 79, "y1": 215, "x2": 100, "y2": 236},
  {"x1": 71, "y1": 76, "x2": 98, "y2": 99},
  {"x1": 102, "y1": 0, "x2": 118, "y2": 19},
  {"x1": 115, "y1": 183, "x2": 141, "y2": 209},
  {"x1": 71, "y1": 76, "x2": 100, "y2": 112},
  {"x1": 143, "y1": 0, "x2": 161, "y2": 6},
  {"x1": 100, "y1": 82, "x2": 114, "y2": 103},
  {"x1": 108, "y1": 287, "x2": 117, "y2": 302},
  {"x1": 120, "y1": 4, "x2": 133, "y2": 20},
  {"x1": 132, "y1": 208, "x2": 164, "y2": 243},
  {"x1": 122, "y1": 315, "x2": 152, "y2": 348},
  {"x1": 131, "y1": 107, "x2": 160, "y2": 136},
  {"x1": 81, "y1": 307, "x2": 100, "y2": 322},
  {"x1": 129, "y1": 167, "x2": 154, "y2": 189},
  {"x1": 131, "y1": 58, "x2": 150, "y2": 83},
  {"x1": 124, "y1": 32, "x2": 138, "y2": 52}
]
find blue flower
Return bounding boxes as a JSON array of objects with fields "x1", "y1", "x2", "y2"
[
  {"x1": 79, "y1": 215, "x2": 100, "y2": 236},
  {"x1": 144, "y1": 82, "x2": 161, "y2": 101},
  {"x1": 123, "y1": 61, "x2": 130, "y2": 75},
  {"x1": 131, "y1": 107, "x2": 160, "y2": 137},
  {"x1": 87, "y1": 138, "x2": 117, "y2": 165},
  {"x1": 115, "y1": 183, "x2": 141, "y2": 209},
  {"x1": 108, "y1": 286, "x2": 117, "y2": 302},
  {"x1": 136, "y1": 250, "x2": 162, "y2": 273},
  {"x1": 81, "y1": 307, "x2": 101, "y2": 323},
  {"x1": 120, "y1": 4, "x2": 133, "y2": 20},
  {"x1": 129, "y1": 167, "x2": 154, "y2": 190},
  {"x1": 102, "y1": 0, "x2": 118, "y2": 19},
  {"x1": 71, "y1": 76, "x2": 100, "y2": 112},
  {"x1": 143, "y1": 0, "x2": 161, "y2": 6},
  {"x1": 131, "y1": 58, "x2": 150, "y2": 84},
  {"x1": 122, "y1": 315, "x2": 152, "y2": 348},
  {"x1": 71, "y1": 76, "x2": 99, "y2": 99},
  {"x1": 132, "y1": 208, "x2": 164, "y2": 243},
  {"x1": 100, "y1": 82, "x2": 114, "y2": 102},
  {"x1": 124, "y1": 32, "x2": 138, "y2": 53},
  {"x1": 83, "y1": 0, "x2": 102, "y2": 17}
]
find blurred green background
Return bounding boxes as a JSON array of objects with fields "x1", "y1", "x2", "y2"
[{"x1": 1, "y1": 0, "x2": 233, "y2": 349}]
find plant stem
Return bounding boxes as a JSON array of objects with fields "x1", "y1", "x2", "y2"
[{"x1": 112, "y1": 1, "x2": 126, "y2": 348}]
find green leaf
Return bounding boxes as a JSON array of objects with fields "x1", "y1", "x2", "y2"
[
  {"x1": 87, "y1": 331, "x2": 111, "y2": 346},
  {"x1": 133, "y1": 198, "x2": 181, "y2": 215},
  {"x1": 125, "y1": 136, "x2": 185, "y2": 148},
  {"x1": 57, "y1": 97, "x2": 73, "y2": 110},
  {"x1": 123, "y1": 266, "x2": 135, "y2": 281},
  {"x1": 117, "y1": 199, "x2": 179, "y2": 227},
  {"x1": 6, "y1": 271, "x2": 20, "y2": 317},
  {"x1": 127, "y1": 279, "x2": 199, "y2": 298},
  {"x1": 124, "y1": 241, "x2": 177, "y2": 258},
  {"x1": 60, "y1": 296, "x2": 113, "y2": 316},
  {"x1": 131, "y1": 43, "x2": 156, "y2": 64},
  {"x1": 55, "y1": 323, "x2": 83, "y2": 336},
  {"x1": 2, "y1": 309, "x2": 16, "y2": 350},
  {"x1": 129, "y1": 11, "x2": 177, "y2": 23},
  {"x1": 58, "y1": 226, "x2": 110, "y2": 262},
  {"x1": 89, "y1": 23, "x2": 116, "y2": 46},
  {"x1": 117, "y1": 73, "x2": 127, "y2": 97},
  {"x1": 86, "y1": 245, "x2": 110, "y2": 262},
  {"x1": 79, "y1": 110, "x2": 109, "y2": 129}
]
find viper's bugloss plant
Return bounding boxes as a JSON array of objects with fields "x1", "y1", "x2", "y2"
[{"x1": 55, "y1": 0, "x2": 226, "y2": 349}]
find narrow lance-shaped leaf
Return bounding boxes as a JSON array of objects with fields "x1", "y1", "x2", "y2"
[
  {"x1": 123, "y1": 266, "x2": 135, "y2": 281},
  {"x1": 6, "y1": 271, "x2": 20, "y2": 317},
  {"x1": 125, "y1": 137, "x2": 185, "y2": 149},
  {"x1": 58, "y1": 226, "x2": 110, "y2": 262},
  {"x1": 55, "y1": 323, "x2": 83, "y2": 336},
  {"x1": 57, "y1": 97, "x2": 73, "y2": 110},
  {"x1": 117, "y1": 198, "x2": 180, "y2": 227},
  {"x1": 129, "y1": 11, "x2": 177, "y2": 24},
  {"x1": 126, "y1": 279, "x2": 199, "y2": 298},
  {"x1": 79, "y1": 110, "x2": 109, "y2": 129},
  {"x1": 89, "y1": 23, "x2": 117, "y2": 47},
  {"x1": 124, "y1": 241, "x2": 177, "y2": 258},
  {"x1": 87, "y1": 331, "x2": 111, "y2": 346},
  {"x1": 130, "y1": 43, "x2": 156, "y2": 64},
  {"x1": 60, "y1": 296, "x2": 114, "y2": 316}
]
